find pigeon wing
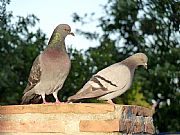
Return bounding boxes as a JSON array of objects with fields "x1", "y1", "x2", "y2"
[{"x1": 23, "y1": 56, "x2": 41, "y2": 94}]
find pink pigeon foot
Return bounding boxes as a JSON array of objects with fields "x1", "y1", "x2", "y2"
[
  {"x1": 54, "y1": 100, "x2": 64, "y2": 104},
  {"x1": 42, "y1": 101, "x2": 53, "y2": 104},
  {"x1": 42, "y1": 95, "x2": 53, "y2": 104}
]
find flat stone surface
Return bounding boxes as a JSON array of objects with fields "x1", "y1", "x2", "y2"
[{"x1": 0, "y1": 103, "x2": 115, "y2": 114}]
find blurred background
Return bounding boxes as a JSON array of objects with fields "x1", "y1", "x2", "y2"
[{"x1": 0, "y1": 0, "x2": 179, "y2": 133}]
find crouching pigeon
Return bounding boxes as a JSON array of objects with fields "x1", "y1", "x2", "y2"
[{"x1": 68, "y1": 53, "x2": 148, "y2": 104}]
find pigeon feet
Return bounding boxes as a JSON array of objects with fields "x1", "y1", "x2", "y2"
[
  {"x1": 42, "y1": 101, "x2": 53, "y2": 104},
  {"x1": 54, "y1": 100, "x2": 64, "y2": 104},
  {"x1": 42, "y1": 101, "x2": 64, "y2": 104},
  {"x1": 42, "y1": 99, "x2": 63, "y2": 104}
]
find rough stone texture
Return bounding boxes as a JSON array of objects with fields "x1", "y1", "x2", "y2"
[
  {"x1": 80, "y1": 119, "x2": 119, "y2": 132},
  {"x1": 121, "y1": 105, "x2": 153, "y2": 117},
  {"x1": 0, "y1": 103, "x2": 154, "y2": 135}
]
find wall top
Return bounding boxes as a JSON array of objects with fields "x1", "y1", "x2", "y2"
[{"x1": 0, "y1": 103, "x2": 153, "y2": 116}]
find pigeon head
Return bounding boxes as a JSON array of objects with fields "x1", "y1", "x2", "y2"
[
  {"x1": 122, "y1": 53, "x2": 148, "y2": 69},
  {"x1": 48, "y1": 24, "x2": 74, "y2": 47},
  {"x1": 130, "y1": 53, "x2": 148, "y2": 69},
  {"x1": 55, "y1": 24, "x2": 75, "y2": 38}
]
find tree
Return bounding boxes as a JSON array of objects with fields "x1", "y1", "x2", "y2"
[
  {"x1": 0, "y1": 0, "x2": 46, "y2": 104},
  {"x1": 71, "y1": 0, "x2": 180, "y2": 132}
]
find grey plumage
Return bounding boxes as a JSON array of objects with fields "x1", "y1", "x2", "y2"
[
  {"x1": 67, "y1": 53, "x2": 148, "y2": 104},
  {"x1": 21, "y1": 24, "x2": 74, "y2": 104}
]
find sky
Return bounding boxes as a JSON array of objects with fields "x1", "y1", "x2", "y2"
[{"x1": 7, "y1": 0, "x2": 106, "y2": 50}]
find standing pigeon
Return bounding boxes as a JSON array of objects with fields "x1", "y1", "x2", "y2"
[
  {"x1": 21, "y1": 24, "x2": 74, "y2": 104},
  {"x1": 68, "y1": 53, "x2": 148, "y2": 104}
]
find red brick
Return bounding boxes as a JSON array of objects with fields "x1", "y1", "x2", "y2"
[
  {"x1": 131, "y1": 106, "x2": 138, "y2": 115},
  {"x1": 0, "y1": 120, "x2": 65, "y2": 133},
  {"x1": 142, "y1": 107, "x2": 153, "y2": 117},
  {"x1": 80, "y1": 119, "x2": 119, "y2": 132},
  {"x1": 119, "y1": 120, "x2": 143, "y2": 133},
  {"x1": 122, "y1": 105, "x2": 153, "y2": 117},
  {"x1": 119, "y1": 120, "x2": 132, "y2": 132},
  {"x1": 0, "y1": 103, "x2": 114, "y2": 114},
  {"x1": 144, "y1": 123, "x2": 155, "y2": 134},
  {"x1": 133, "y1": 121, "x2": 143, "y2": 133}
]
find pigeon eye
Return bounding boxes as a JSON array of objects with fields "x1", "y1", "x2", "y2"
[{"x1": 64, "y1": 28, "x2": 69, "y2": 32}]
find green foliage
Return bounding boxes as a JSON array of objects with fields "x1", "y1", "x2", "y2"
[
  {"x1": 0, "y1": 0, "x2": 46, "y2": 104},
  {"x1": 71, "y1": 0, "x2": 180, "y2": 132}
]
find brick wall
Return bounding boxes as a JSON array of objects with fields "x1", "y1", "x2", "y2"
[{"x1": 0, "y1": 103, "x2": 154, "y2": 135}]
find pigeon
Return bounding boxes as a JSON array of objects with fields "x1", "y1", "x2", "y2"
[
  {"x1": 21, "y1": 24, "x2": 74, "y2": 104},
  {"x1": 67, "y1": 53, "x2": 148, "y2": 104}
]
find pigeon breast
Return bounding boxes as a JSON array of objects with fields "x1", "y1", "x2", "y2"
[{"x1": 33, "y1": 49, "x2": 71, "y2": 95}]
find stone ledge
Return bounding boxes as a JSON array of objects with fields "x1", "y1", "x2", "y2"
[
  {"x1": 0, "y1": 103, "x2": 154, "y2": 134},
  {"x1": 0, "y1": 104, "x2": 153, "y2": 116},
  {"x1": 0, "y1": 103, "x2": 115, "y2": 114}
]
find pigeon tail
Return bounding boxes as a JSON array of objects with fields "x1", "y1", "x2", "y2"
[
  {"x1": 67, "y1": 94, "x2": 82, "y2": 103},
  {"x1": 67, "y1": 86, "x2": 109, "y2": 103},
  {"x1": 21, "y1": 90, "x2": 41, "y2": 104}
]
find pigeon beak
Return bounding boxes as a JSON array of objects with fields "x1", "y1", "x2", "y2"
[
  {"x1": 144, "y1": 63, "x2": 148, "y2": 69},
  {"x1": 69, "y1": 32, "x2": 75, "y2": 36}
]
